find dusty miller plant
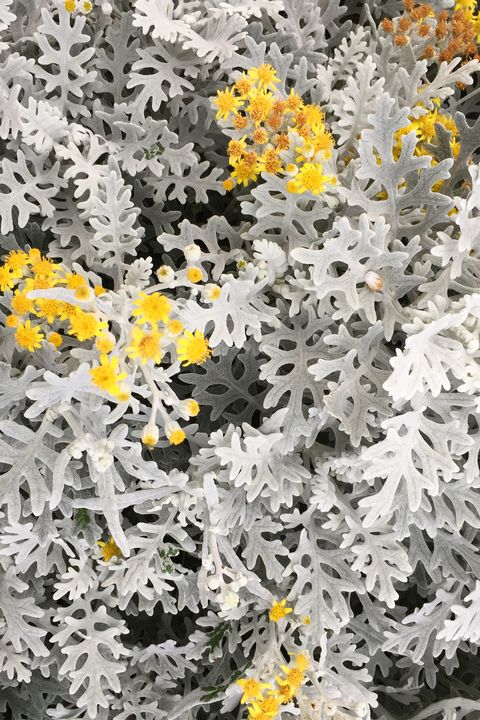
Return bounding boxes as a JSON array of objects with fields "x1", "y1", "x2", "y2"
[{"x1": 1, "y1": 0, "x2": 480, "y2": 719}]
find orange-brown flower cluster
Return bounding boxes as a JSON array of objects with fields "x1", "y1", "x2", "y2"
[{"x1": 381, "y1": 0, "x2": 480, "y2": 63}]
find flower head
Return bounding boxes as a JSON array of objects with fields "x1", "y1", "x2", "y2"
[
  {"x1": 269, "y1": 598, "x2": 292, "y2": 623},
  {"x1": 248, "y1": 63, "x2": 279, "y2": 90},
  {"x1": 127, "y1": 326, "x2": 163, "y2": 364},
  {"x1": 236, "y1": 678, "x2": 272, "y2": 704},
  {"x1": 0, "y1": 267, "x2": 15, "y2": 291},
  {"x1": 176, "y1": 330, "x2": 211, "y2": 366},
  {"x1": 286, "y1": 163, "x2": 335, "y2": 195},
  {"x1": 133, "y1": 292, "x2": 171, "y2": 325},
  {"x1": 98, "y1": 537, "x2": 122, "y2": 562},
  {"x1": 214, "y1": 87, "x2": 243, "y2": 120},
  {"x1": 15, "y1": 320, "x2": 44, "y2": 352},
  {"x1": 90, "y1": 355, "x2": 128, "y2": 396}
]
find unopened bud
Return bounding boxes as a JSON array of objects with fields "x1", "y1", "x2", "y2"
[
  {"x1": 365, "y1": 270, "x2": 383, "y2": 291},
  {"x1": 184, "y1": 243, "x2": 201, "y2": 263}
]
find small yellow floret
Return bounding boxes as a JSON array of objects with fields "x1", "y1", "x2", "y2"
[
  {"x1": 31, "y1": 257, "x2": 58, "y2": 277},
  {"x1": 294, "y1": 652, "x2": 310, "y2": 672},
  {"x1": 269, "y1": 598, "x2": 293, "y2": 623},
  {"x1": 47, "y1": 332, "x2": 63, "y2": 349},
  {"x1": 127, "y1": 326, "x2": 163, "y2": 364},
  {"x1": 94, "y1": 285, "x2": 106, "y2": 296},
  {"x1": 69, "y1": 310, "x2": 106, "y2": 341},
  {"x1": 287, "y1": 163, "x2": 334, "y2": 195},
  {"x1": 176, "y1": 330, "x2": 211, "y2": 366},
  {"x1": 169, "y1": 428, "x2": 186, "y2": 445},
  {"x1": 132, "y1": 292, "x2": 171, "y2": 324},
  {"x1": 15, "y1": 320, "x2": 44, "y2": 352},
  {"x1": 223, "y1": 178, "x2": 235, "y2": 191},
  {"x1": 187, "y1": 267, "x2": 203, "y2": 283},
  {"x1": 4, "y1": 250, "x2": 28, "y2": 274},
  {"x1": 168, "y1": 319, "x2": 183, "y2": 335},
  {"x1": 83, "y1": 0, "x2": 92, "y2": 10},
  {"x1": 214, "y1": 87, "x2": 243, "y2": 120},
  {"x1": 0, "y1": 267, "x2": 15, "y2": 291},
  {"x1": 90, "y1": 355, "x2": 127, "y2": 396},
  {"x1": 97, "y1": 537, "x2": 122, "y2": 562},
  {"x1": 236, "y1": 677, "x2": 272, "y2": 704},
  {"x1": 95, "y1": 334, "x2": 115, "y2": 354},
  {"x1": 248, "y1": 64, "x2": 279, "y2": 90},
  {"x1": 11, "y1": 290, "x2": 33, "y2": 316},
  {"x1": 187, "y1": 399, "x2": 200, "y2": 416},
  {"x1": 64, "y1": 0, "x2": 76, "y2": 11},
  {"x1": 5, "y1": 315, "x2": 18, "y2": 328}
]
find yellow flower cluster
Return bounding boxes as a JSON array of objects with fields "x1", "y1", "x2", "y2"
[
  {"x1": 236, "y1": 653, "x2": 310, "y2": 720},
  {"x1": 0, "y1": 249, "x2": 212, "y2": 447},
  {"x1": 396, "y1": 104, "x2": 459, "y2": 158},
  {"x1": 213, "y1": 64, "x2": 336, "y2": 195}
]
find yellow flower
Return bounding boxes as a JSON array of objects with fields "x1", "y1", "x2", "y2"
[
  {"x1": 187, "y1": 267, "x2": 203, "y2": 283},
  {"x1": 269, "y1": 598, "x2": 292, "y2": 623},
  {"x1": 247, "y1": 90, "x2": 275, "y2": 124},
  {"x1": 0, "y1": 266, "x2": 15, "y2": 291},
  {"x1": 186, "y1": 399, "x2": 200, "y2": 416},
  {"x1": 258, "y1": 148, "x2": 282, "y2": 174},
  {"x1": 236, "y1": 678, "x2": 272, "y2": 704},
  {"x1": 293, "y1": 652, "x2": 310, "y2": 672},
  {"x1": 214, "y1": 87, "x2": 243, "y2": 120},
  {"x1": 231, "y1": 158, "x2": 259, "y2": 186},
  {"x1": 297, "y1": 104, "x2": 325, "y2": 133},
  {"x1": 75, "y1": 285, "x2": 91, "y2": 301},
  {"x1": 5, "y1": 315, "x2": 18, "y2": 328},
  {"x1": 228, "y1": 137, "x2": 248, "y2": 159},
  {"x1": 31, "y1": 257, "x2": 58, "y2": 277},
  {"x1": 83, "y1": 0, "x2": 92, "y2": 10},
  {"x1": 168, "y1": 428, "x2": 186, "y2": 445},
  {"x1": 90, "y1": 355, "x2": 127, "y2": 395},
  {"x1": 95, "y1": 333, "x2": 115, "y2": 354},
  {"x1": 168, "y1": 319, "x2": 183, "y2": 335},
  {"x1": 64, "y1": 0, "x2": 76, "y2": 10},
  {"x1": 11, "y1": 290, "x2": 33, "y2": 316},
  {"x1": 302, "y1": 615, "x2": 311, "y2": 625},
  {"x1": 116, "y1": 384, "x2": 131, "y2": 403},
  {"x1": 57, "y1": 302, "x2": 77, "y2": 321},
  {"x1": 276, "y1": 682, "x2": 296, "y2": 703},
  {"x1": 15, "y1": 320, "x2": 44, "y2": 351},
  {"x1": 286, "y1": 88, "x2": 304, "y2": 112},
  {"x1": 132, "y1": 292, "x2": 171, "y2": 324},
  {"x1": 234, "y1": 72, "x2": 253, "y2": 97},
  {"x1": 69, "y1": 310, "x2": 107, "y2": 341},
  {"x1": 35, "y1": 298, "x2": 62, "y2": 324},
  {"x1": 286, "y1": 163, "x2": 334, "y2": 195},
  {"x1": 63, "y1": 272, "x2": 86, "y2": 290},
  {"x1": 277, "y1": 665, "x2": 304, "y2": 691},
  {"x1": 223, "y1": 178, "x2": 235, "y2": 191},
  {"x1": 97, "y1": 537, "x2": 122, "y2": 562},
  {"x1": 127, "y1": 325, "x2": 163, "y2": 364},
  {"x1": 4, "y1": 250, "x2": 28, "y2": 274},
  {"x1": 47, "y1": 332, "x2": 62, "y2": 349},
  {"x1": 205, "y1": 284, "x2": 221, "y2": 301},
  {"x1": 248, "y1": 64, "x2": 279, "y2": 91},
  {"x1": 176, "y1": 330, "x2": 211, "y2": 366},
  {"x1": 248, "y1": 695, "x2": 281, "y2": 719}
]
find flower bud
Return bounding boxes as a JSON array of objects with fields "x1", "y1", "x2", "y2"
[
  {"x1": 364, "y1": 270, "x2": 383, "y2": 291},
  {"x1": 184, "y1": 243, "x2": 201, "y2": 263},
  {"x1": 142, "y1": 424, "x2": 159, "y2": 447}
]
